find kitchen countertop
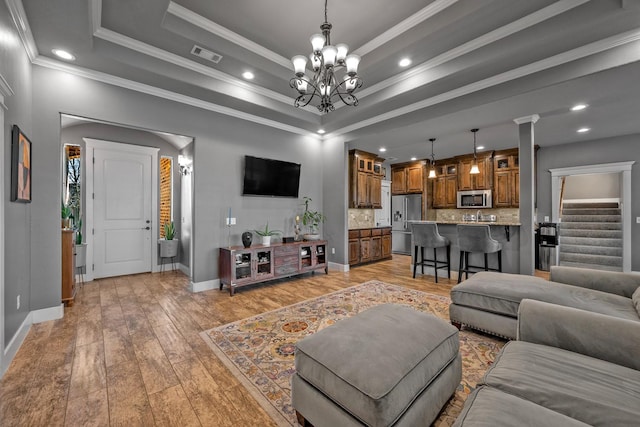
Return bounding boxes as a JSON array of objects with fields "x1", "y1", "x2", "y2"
[
  {"x1": 408, "y1": 220, "x2": 521, "y2": 226},
  {"x1": 348, "y1": 225, "x2": 392, "y2": 230}
]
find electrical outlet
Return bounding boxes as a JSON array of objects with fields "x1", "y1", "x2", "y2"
[
  {"x1": 17, "y1": 295, "x2": 20, "y2": 310},
  {"x1": 544, "y1": 216, "x2": 550, "y2": 222},
  {"x1": 331, "y1": 247, "x2": 335, "y2": 254},
  {"x1": 225, "y1": 217, "x2": 236, "y2": 225}
]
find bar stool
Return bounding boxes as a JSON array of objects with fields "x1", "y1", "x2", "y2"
[
  {"x1": 411, "y1": 222, "x2": 451, "y2": 283},
  {"x1": 457, "y1": 224, "x2": 502, "y2": 283}
]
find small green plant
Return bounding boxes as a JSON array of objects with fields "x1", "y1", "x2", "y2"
[
  {"x1": 254, "y1": 222, "x2": 282, "y2": 237},
  {"x1": 75, "y1": 217, "x2": 83, "y2": 244},
  {"x1": 301, "y1": 196, "x2": 326, "y2": 233},
  {"x1": 164, "y1": 222, "x2": 176, "y2": 240},
  {"x1": 61, "y1": 201, "x2": 72, "y2": 219}
]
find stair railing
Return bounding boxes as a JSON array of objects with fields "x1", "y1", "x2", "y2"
[{"x1": 558, "y1": 176, "x2": 566, "y2": 221}]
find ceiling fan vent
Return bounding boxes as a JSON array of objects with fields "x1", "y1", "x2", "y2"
[{"x1": 190, "y1": 45, "x2": 222, "y2": 64}]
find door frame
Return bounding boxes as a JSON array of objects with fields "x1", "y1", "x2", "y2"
[
  {"x1": 550, "y1": 161, "x2": 634, "y2": 272},
  {"x1": 84, "y1": 138, "x2": 160, "y2": 281}
]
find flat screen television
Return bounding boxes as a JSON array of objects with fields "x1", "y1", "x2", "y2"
[{"x1": 242, "y1": 155, "x2": 301, "y2": 198}]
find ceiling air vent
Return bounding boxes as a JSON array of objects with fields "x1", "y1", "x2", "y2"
[{"x1": 190, "y1": 45, "x2": 222, "y2": 64}]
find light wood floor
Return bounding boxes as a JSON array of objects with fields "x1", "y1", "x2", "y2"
[{"x1": 0, "y1": 255, "x2": 547, "y2": 426}]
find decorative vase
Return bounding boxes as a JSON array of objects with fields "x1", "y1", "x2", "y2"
[
  {"x1": 303, "y1": 233, "x2": 321, "y2": 241},
  {"x1": 159, "y1": 239, "x2": 179, "y2": 257},
  {"x1": 242, "y1": 231, "x2": 253, "y2": 248},
  {"x1": 262, "y1": 235, "x2": 271, "y2": 246}
]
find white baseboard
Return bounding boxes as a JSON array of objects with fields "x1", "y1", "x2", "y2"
[
  {"x1": 563, "y1": 198, "x2": 620, "y2": 203},
  {"x1": 178, "y1": 263, "x2": 190, "y2": 276},
  {"x1": 328, "y1": 262, "x2": 349, "y2": 272},
  {"x1": 32, "y1": 304, "x2": 64, "y2": 323},
  {"x1": 3, "y1": 313, "x2": 32, "y2": 376},
  {"x1": 191, "y1": 278, "x2": 219, "y2": 293}
]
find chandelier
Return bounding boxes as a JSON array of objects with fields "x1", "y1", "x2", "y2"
[
  {"x1": 289, "y1": 0, "x2": 363, "y2": 114},
  {"x1": 428, "y1": 138, "x2": 437, "y2": 178},
  {"x1": 470, "y1": 129, "x2": 480, "y2": 174}
]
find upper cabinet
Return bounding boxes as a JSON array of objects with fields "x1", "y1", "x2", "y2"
[
  {"x1": 349, "y1": 149, "x2": 384, "y2": 209},
  {"x1": 391, "y1": 161, "x2": 425, "y2": 195},
  {"x1": 432, "y1": 161, "x2": 458, "y2": 208},
  {"x1": 458, "y1": 154, "x2": 492, "y2": 191},
  {"x1": 493, "y1": 148, "x2": 520, "y2": 208}
]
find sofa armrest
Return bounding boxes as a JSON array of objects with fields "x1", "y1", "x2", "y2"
[
  {"x1": 549, "y1": 266, "x2": 640, "y2": 298},
  {"x1": 517, "y1": 299, "x2": 640, "y2": 371}
]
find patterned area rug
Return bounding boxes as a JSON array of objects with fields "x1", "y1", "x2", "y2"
[{"x1": 200, "y1": 281, "x2": 505, "y2": 426}]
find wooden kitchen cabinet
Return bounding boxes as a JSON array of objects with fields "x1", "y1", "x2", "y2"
[
  {"x1": 493, "y1": 149, "x2": 519, "y2": 207},
  {"x1": 348, "y1": 227, "x2": 392, "y2": 266},
  {"x1": 391, "y1": 161, "x2": 425, "y2": 194},
  {"x1": 458, "y1": 155, "x2": 491, "y2": 190},
  {"x1": 350, "y1": 149, "x2": 384, "y2": 208},
  {"x1": 432, "y1": 161, "x2": 458, "y2": 208}
]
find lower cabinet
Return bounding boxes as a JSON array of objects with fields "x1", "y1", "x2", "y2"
[
  {"x1": 219, "y1": 240, "x2": 328, "y2": 295},
  {"x1": 349, "y1": 227, "x2": 392, "y2": 266}
]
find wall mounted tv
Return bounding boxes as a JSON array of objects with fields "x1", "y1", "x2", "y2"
[{"x1": 242, "y1": 155, "x2": 301, "y2": 198}]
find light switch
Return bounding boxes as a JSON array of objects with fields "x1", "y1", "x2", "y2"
[{"x1": 636, "y1": 216, "x2": 640, "y2": 224}]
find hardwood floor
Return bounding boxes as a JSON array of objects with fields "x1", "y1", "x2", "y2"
[{"x1": 0, "y1": 255, "x2": 543, "y2": 426}]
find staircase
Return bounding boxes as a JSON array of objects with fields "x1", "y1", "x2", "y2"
[{"x1": 558, "y1": 202, "x2": 622, "y2": 272}]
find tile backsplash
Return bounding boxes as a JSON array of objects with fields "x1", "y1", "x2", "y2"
[
  {"x1": 348, "y1": 209, "x2": 376, "y2": 229},
  {"x1": 433, "y1": 208, "x2": 519, "y2": 223}
]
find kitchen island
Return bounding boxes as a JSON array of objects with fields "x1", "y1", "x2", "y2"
[{"x1": 408, "y1": 221, "x2": 521, "y2": 277}]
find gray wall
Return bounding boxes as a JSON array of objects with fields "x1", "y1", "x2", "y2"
[
  {"x1": 61, "y1": 122, "x2": 182, "y2": 265},
  {"x1": 563, "y1": 172, "x2": 620, "y2": 200},
  {"x1": 537, "y1": 134, "x2": 640, "y2": 270},
  {"x1": 29, "y1": 65, "x2": 324, "y2": 302},
  {"x1": 180, "y1": 143, "x2": 194, "y2": 270},
  {"x1": 1, "y1": 0, "x2": 33, "y2": 348}
]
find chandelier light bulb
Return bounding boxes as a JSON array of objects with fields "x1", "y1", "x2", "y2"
[
  {"x1": 345, "y1": 54, "x2": 360, "y2": 75},
  {"x1": 428, "y1": 168, "x2": 437, "y2": 179},
  {"x1": 292, "y1": 55, "x2": 308, "y2": 76},
  {"x1": 343, "y1": 75, "x2": 356, "y2": 92},
  {"x1": 309, "y1": 53, "x2": 321, "y2": 71},
  {"x1": 470, "y1": 129, "x2": 480, "y2": 175},
  {"x1": 336, "y1": 43, "x2": 349, "y2": 63},
  {"x1": 310, "y1": 34, "x2": 326, "y2": 53},
  {"x1": 296, "y1": 78, "x2": 308, "y2": 94},
  {"x1": 322, "y1": 45, "x2": 337, "y2": 67}
]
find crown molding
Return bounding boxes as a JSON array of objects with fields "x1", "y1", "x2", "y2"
[
  {"x1": 32, "y1": 56, "x2": 315, "y2": 137},
  {"x1": 329, "y1": 28, "x2": 640, "y2": 138},
  {"x1": 514, "y1": 114, "x2": 540, "y2": 125},
  {"x1": 5, "y1": 0, "x2": 38, "y2": 61},
  {"x1": 355, "y1": 0, "x2": 590, "y2": 101},
  {"x1": 166, "y1": 1, "x2": 292, "y2": 70},
  {"x1": 0, "y1": 73, "x2": 14, "y2": 110},
  {"x1": 93, "y1": 27, "x2": 319, "y2": 115},
  {"x1": 353, "y1": 0, "x2": 459, "y2": 56}
]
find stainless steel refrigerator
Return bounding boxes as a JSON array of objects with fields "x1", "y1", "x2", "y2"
[{"x1": 392, "y1": 194, "x2": 423, "y2": 254}]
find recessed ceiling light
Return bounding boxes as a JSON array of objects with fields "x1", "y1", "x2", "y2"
[
  {"x1": 242, "y1": 71, "x2": 255, "y2": 80},
  {"x1": 398, "y1": 58, "x2": 412, "y2": 67},
  {"x1": 477, "y1": 146, "x2": 485, "y2": 150},
  {"x1": 411, "y1": 157, "x2": 417, "y2": 161},
  {"x1": 379, "y1": 147, "x2": 387, "y2": 152},
  {"x1": 52, "y1": 49, "x2": 75, "y2": 61},
  {"x1": 577, "y1": 127, "x2": 591, "y2": 133},
  {"x1": 571, "y1": 104, "x2": 588, "y2": 111},
  {"x1": 317, "y1": 129, "x2": 325, "y2": 134}
]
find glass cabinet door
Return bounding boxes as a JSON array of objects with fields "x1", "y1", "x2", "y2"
[
  {"x1": 255, "y1": 249, "x2": 273, "y2": 279},
  {"x1": 233, "y1": 251, "x2": 253, "y2": 283}
]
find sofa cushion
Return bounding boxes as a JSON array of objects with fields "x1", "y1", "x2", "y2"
[
  {"x1": 633, "y1": 286, "x2": 640, "y2": 316},
  {"x1": 295, "y1": 304, "x2": 459, "y2": 427},
  {"x1": 453, "y1": 386, "x2": 591, "y2": 427},
  {"x1": 482, "y1": 341, "x2": 640, "y2": 427},
  {"x1": 450, "y1": 271, "x2": 638, "y2": 321}
]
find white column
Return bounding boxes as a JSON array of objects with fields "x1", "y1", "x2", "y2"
[{"x1": 513, "y1": 114, "x2": 539, "y2": 275}]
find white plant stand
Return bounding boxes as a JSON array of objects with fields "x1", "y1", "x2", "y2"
[{"x1": 159, "y1": 239, "x2": 179, "y2": 273}]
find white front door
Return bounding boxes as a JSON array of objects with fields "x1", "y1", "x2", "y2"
[{"x1": 86, "y1": 139, "x2": 158, "y2": 278}]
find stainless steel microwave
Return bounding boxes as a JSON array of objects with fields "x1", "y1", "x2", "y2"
[{"x1": 457, "y1": 189, "x2": 492, "y2": 208}]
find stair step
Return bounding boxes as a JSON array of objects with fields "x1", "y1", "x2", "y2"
[
  {"x1": 561, "y1": 214, "x2": 621, "y2": 222},
  {"x1": 559, "y1": 244, "x2": 622, "y2": 257},
  {"x1": 558, "y1": 260, "x2": 623, "y2": 272},
  {"x1": 559, "y1": 229, "x2": 622, "y2": 239},
  {"x1": 559, "y1": 252, "x2": 622, "y2": 267},
  {"x1": 562, "y1": 202, "x2": 619, "y2": 209},
  {"x1": 562, "y1": 208, "x2": 621, "y2": 216},
  {"x1": 558, "y1": 236, "x2": 622, "y2": 247},
  {"x1": 560, "y1": 222, "x2": 621, "y2": 230}
]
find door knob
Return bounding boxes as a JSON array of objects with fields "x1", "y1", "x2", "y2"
[{"x1": 142, "y1": 226, "x2": 150, "y2": 230}]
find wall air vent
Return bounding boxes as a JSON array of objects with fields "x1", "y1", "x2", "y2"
[{"x1": 190, "y1": 45, "x2": 222, "y2": 64}]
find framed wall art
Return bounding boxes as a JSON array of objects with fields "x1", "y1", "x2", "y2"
[{"x1": 11, "y1": 125, "x2": 32, "y2": 203}]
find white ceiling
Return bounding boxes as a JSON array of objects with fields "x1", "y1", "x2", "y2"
[{"x1": 12, "y1": 0, "x2": 640, "y2": 162}]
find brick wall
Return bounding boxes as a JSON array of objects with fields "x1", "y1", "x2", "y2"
[{"x1": 160, "y1": 157, "x2": 172, "y2": 237}]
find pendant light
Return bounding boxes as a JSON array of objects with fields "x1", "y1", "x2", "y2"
[
  {"x1": 470, "y1": 128, "x2": 480, "y2": 175},
  {"x1": 428, "y1": 138, "x2": 437, "y2": 179}
]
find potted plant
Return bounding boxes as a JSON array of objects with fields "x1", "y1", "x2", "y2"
[
  {"x1": 61, "y1": 201, "x2": 72, "y2": 229},
  {"x1": 74, "y1": 217, "x2": 87, "y2": 270},
  {"x1": 254, "y1": 222, "x2": 281, "y2": 246},
  {"x1": 301, "y1": 196, "x2": 326, "y2": 241},
  {"x1": 159, "y1": 221, "x2": 179, "y2": 258}
]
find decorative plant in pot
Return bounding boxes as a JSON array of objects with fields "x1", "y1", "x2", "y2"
[
  {"x1": 159, "y1": 221, "x2": 179, "y2": 258},
  {"x1": 301, "y1": 196, "x2": 326, "y2": 241},
  {"x1": 61, "y1": 202, "x2": 72, "y2": 229},
  {"x1": 254, "y1": 222, "x2": 281, "y2": 246}
]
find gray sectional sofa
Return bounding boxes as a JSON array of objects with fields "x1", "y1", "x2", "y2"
[
  {"x1": 453, "y1": 299, "x2": 640, "y2": 426},
  {"x1": 449, "y1": 266, "x2": 640, "y2": 339}
]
